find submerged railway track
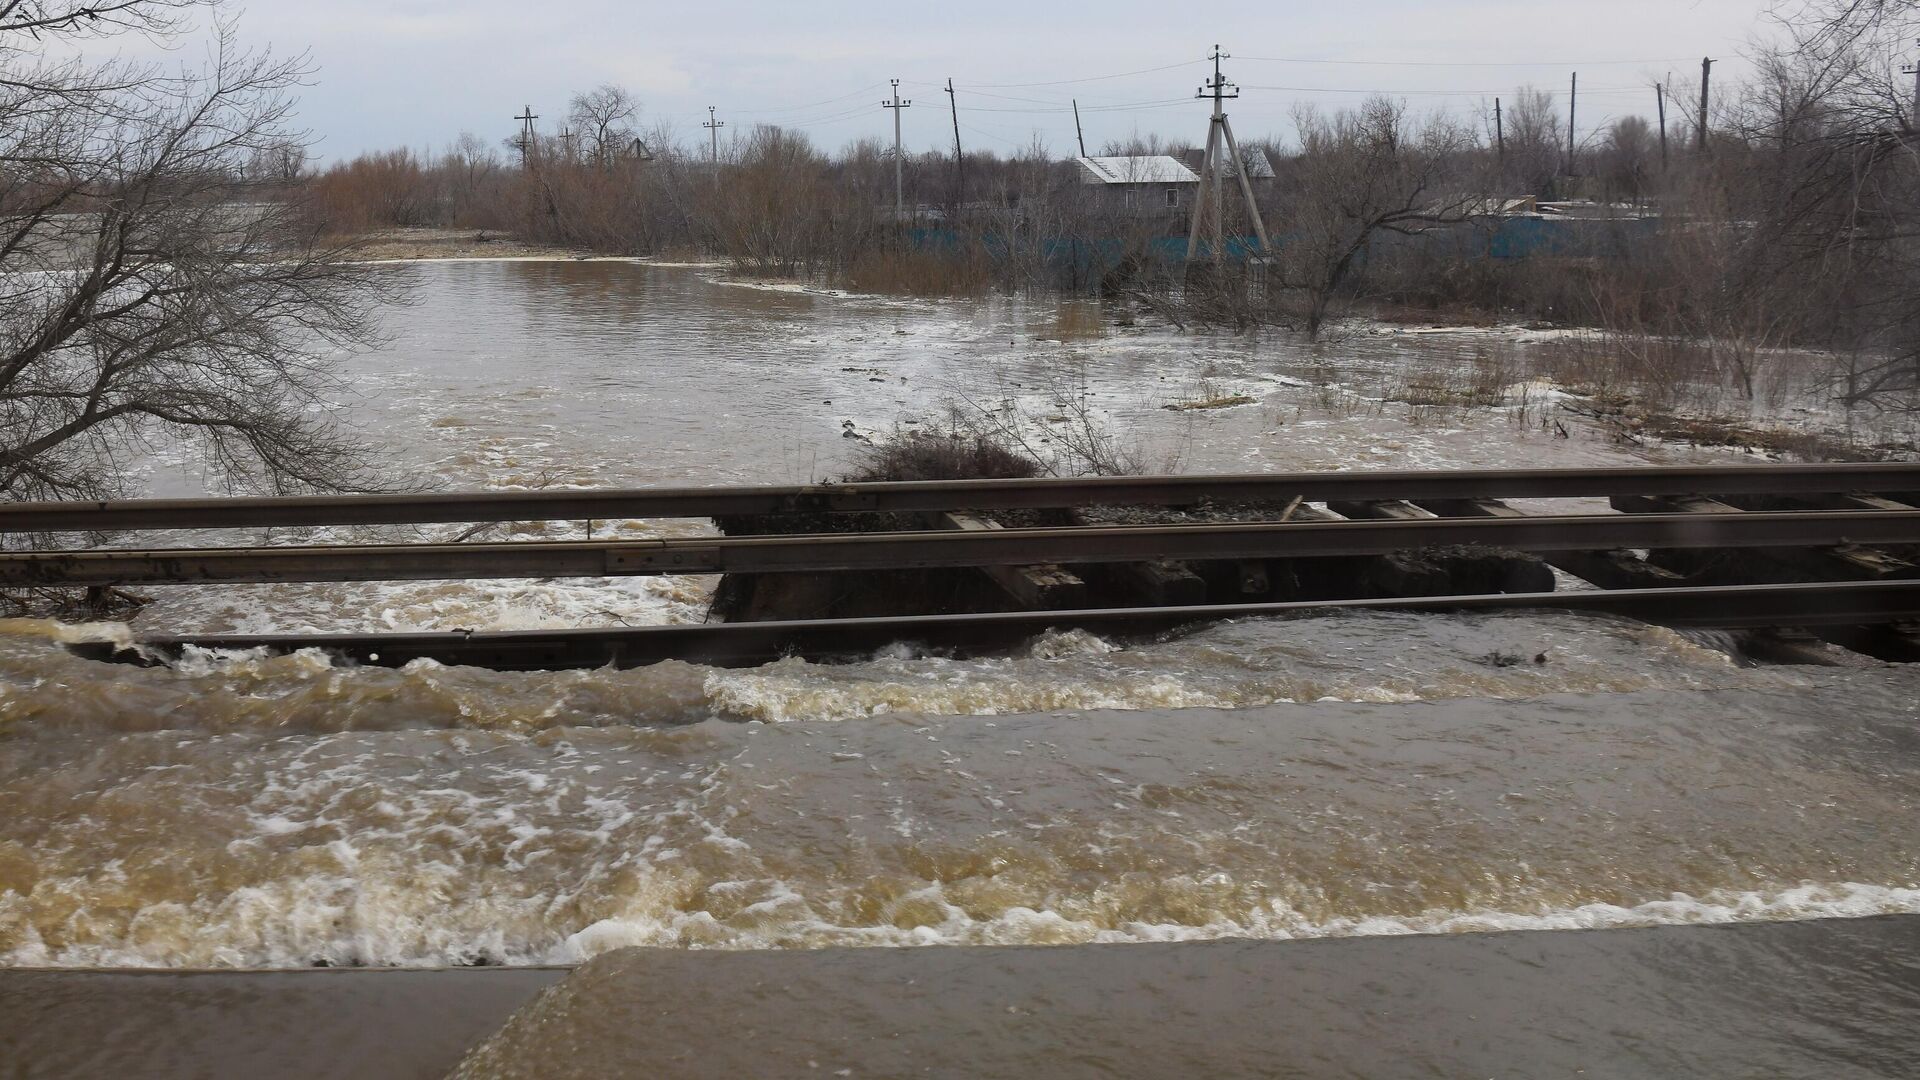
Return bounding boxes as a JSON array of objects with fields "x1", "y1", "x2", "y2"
[{"x1": 5, "y1": 463, "x2": 1919, "y2": 671}]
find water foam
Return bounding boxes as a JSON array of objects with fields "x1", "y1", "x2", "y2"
[{"x1": 15, "y1": 877, "x2": 1914, "y2": 969}]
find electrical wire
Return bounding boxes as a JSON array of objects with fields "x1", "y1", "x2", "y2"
[
  {"x1": 1240, "y1": 83, "x2": 1648, "y2": 96},
  {"x1": 964, "y1": 58, "x2": 1208, "y2": 88},
  {"x1": 1238, "y1": 54, "x2": 1700, "y2": 68},
  {"x1": 727, "y1": 82, "x2": 888, "y2": 117},
  {"x1": 959, "y1": 97, "x2": 1194, "y2": 114}
]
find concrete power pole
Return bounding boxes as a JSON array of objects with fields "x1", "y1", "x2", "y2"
[
  {"x1": 703, "y1": 106, "x2": 724, "y2": 164},
  {"x1": 882, "y1": 79, "x2": 912, "y2": 220},
  {"x1": 1185, "y1": 44, "x2": 1271, "y2": 266},
  {"x1": 1073, "y1": 99, "x2": 1087, "y2": 157}
]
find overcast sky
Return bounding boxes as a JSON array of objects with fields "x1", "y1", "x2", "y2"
[{"x1": 211, "y1": 0, "x2": 1778, "y2": 161}]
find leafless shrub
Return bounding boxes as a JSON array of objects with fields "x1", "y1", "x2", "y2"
[
  {"x1": 1, "y1": 3, "x2": 398, "y2": 503},
  {"x1": 846, "y1": 427, "x2": 1041, "y2": 483}
]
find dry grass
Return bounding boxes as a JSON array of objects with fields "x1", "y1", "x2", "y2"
[
  {"x1": 1164, "y1": 393, "x2": 1257, "y2": 412},
  {"x1": 1030, "y1": 300, "x2": 1108, "y2": 342},
  {"x1": 841, "y1": 248, "x2": 993, "y2": 297},
  {"x1": 1387, "y1": 352, "x2": 1523, "y2": 410},
  {"x1": 344, "y1": 227, "x2": 584, "y2": 261}
]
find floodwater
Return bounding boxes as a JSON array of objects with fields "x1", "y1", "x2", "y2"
[{"x1": 5, "y1": 261, "x2": 1920, "y2": 1075}]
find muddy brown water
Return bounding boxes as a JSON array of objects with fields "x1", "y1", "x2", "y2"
[{"x1": 5, "y1": 261, "x2": 1920, "y2": 1076}]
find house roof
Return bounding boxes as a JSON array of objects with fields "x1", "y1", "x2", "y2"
[
  {"x1": 1074, "y1": 156, "x2": 1199, "y2": 184},
  {"x1": 1178, "y1": 148, "x2": 1275, "y2": 180}
]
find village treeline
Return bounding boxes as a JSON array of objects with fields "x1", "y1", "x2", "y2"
[{"x1": 301, "y1": 1, "x2": 1920, "y2": 417}]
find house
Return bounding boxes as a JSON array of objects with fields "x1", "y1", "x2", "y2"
[{"x1": 1074, "y1": 155, "x2": 1198, "y2": 213}]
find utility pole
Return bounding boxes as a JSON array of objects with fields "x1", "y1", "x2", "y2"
[
  {"x1": 1567, "y1": 72, "x2": 1578, "y2": 176},
  {"x1": 945, "y1": 79, "x2": 964, "y2": 211},
  {"x1": 882, "y1": 79, "x2": 912, "y2": 220},
  {"x1": 1698, "y1": 58, "x2": 1713, "y2": 152},
  {"x1": 1073, "y1": 99, "x2": 1087, "y2": 157},
  {"x1": 1185, "y1": 44, "x2": 1270, "y2": 265},
  {"x1": 1656, "y1": 81, "x2": 1669, "y2": 169},
  {"x1": 513, "y1": 105, "x2": 539, "y2": 168},
  {"x1": 557, "y1": 127, "x2": 576, "y2": 163},
  {"x1": 703, "y1": 106, "x2": 724, "y2": 164},
  {"x1": 1494, "y1": 97, "x2": 1504, "y2": 165}
]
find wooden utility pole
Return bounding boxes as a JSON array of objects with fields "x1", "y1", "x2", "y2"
[
  {"x1": 1185, "y1": 44, "x2": 1270, "y2": 264},
  {"x1": 882, "y1": 79, "x2": 912, "y2": 220},
  {"x1": 945, "y1": 79, "x2": 964, "y2": 210},
  {"x1": 1656, "y1": 81, "x2": 1669, "y2": 169},
  {"x1": 1494, "y1": 97, "x2": 1504, "y2": 164},
  {"x1": 513, "y1": 106, "x2": 539, "y2": 168},
  {"x1": 1073, "y1": 99, "x2": 1087, "y2": 156},
  {"x1": 1566, "y1": 72, "x2": 1578, "y2": 176},
  {"x1": 1698, "y1": 58, "x2": 1713, "y2": 152}
]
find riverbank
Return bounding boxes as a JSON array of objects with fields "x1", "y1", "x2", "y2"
[{"x1": 344, "y1": 227, "x2": 592, "y2": 262}]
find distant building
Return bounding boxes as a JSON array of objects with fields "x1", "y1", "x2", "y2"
[{"x1": 1073, "y1": 155, "x2": 1198, "y2": 213}]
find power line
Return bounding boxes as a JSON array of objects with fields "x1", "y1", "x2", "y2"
[
  {"x1": 966, "y1": 57, "x2": 1208, "y2": 88},
  {"x1": 728, "y1": 82, "x2": 888, "y2": 117},
  {"x1": 957, "y1": 97, "x2": 1192, "y2": 114},
  {"x1": 1238, "y1": 54, "x2": 1700, "y2": 68},
  {"x1": 776, "y1": 101, "x2": 888, "y2": 129},
  {"x1": 956, "y1": 120, "x2": 1027, "y2": 147},
  {"x1": 1240, "y1": 83, "x2": 1647, "y2": 96}
]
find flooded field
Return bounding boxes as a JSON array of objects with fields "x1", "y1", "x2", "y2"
[
  {"x1": 111, "y1": 260, "x2": 1776, "y2": 636},
  {"x1": 4, "y1": 261, "x2": 1919, "y2": 1072}
]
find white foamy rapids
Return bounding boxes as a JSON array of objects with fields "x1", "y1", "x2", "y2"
[
  {"x1": 9, "y1": 876, "x2": 1918, "y2": 969},
  {"x1": 700, "y1": 613, "x2": 1785, "y2": 724},
  {"x1": 0, "y1": 610, "x2": 1799, "y2": 734},
  {"x1": 552, "y1": 881, "x2": 1920, "y2": 958}
]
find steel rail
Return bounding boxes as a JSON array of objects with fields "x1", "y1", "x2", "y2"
[
  {"x1": 4, "y1": 464, "x2": 1919, "y2": 533},
  {"x1": 71, "y1": 580, "x2": 1920, "y2": 671},
  {"x1": 9, "y1": 510, "x2": 1920, "y2": 587}
]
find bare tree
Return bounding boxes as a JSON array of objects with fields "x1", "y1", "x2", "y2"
[
  {"x1": 246, "y1": 140, "x2": 307, "y2": 183},
  {"x1": 1600, "y1": 116, "x2": 1656, "y2": 203},
  {"x1": 0, "y1": 0, "x2": 199, "y2": 36},
  {"x1": 568, "y1": 84, "x2": 639, "y2": 169},
  {"x1": 1, "y1": 2, "x2": 396, "y2": 500},
  {"x1": 1501, "y1": 86, "x2": 1564, "y2": 197},
  {"x1": 1275, "y1": 97, "x2": 1478, "y2": 337}
]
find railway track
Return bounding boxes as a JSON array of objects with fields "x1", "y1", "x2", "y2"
[{"x1": 7, "y1": 464, "x2": 1919, "y2": 671}]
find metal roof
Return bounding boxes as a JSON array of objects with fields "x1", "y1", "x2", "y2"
[
  {"x1": 1179, "y1": 148, "x2": 1275, "y2": 180},
  {"x1": 1074, "y1": 156, "x2": 1199, "y2": 185}
]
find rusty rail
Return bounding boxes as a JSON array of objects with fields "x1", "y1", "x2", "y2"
[
  {"x1": 8, "y1": 510, "x2": 1920, "y2": 587},
  {"x1": 4, "y1": 463, "x2": 1919, "y2": 533}
]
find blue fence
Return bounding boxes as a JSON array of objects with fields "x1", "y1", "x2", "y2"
[{"x1": 908, "y1": 215, "x2": 1663, "y2": 278}]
